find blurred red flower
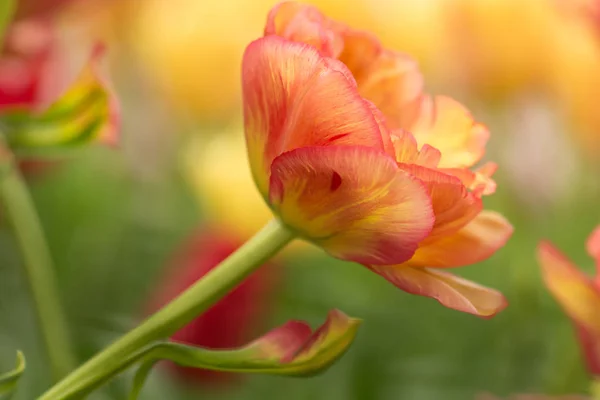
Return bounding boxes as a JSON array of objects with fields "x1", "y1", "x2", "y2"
[
  {"x1": 147, "y1": 228, "x2": 281, "y2": 386},
  {"x1": 0, "y1": 20, "x2": 56, "y2": 110}
]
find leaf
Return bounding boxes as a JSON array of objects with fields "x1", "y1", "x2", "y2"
[
  {"x1": 126, "y1": 310, "x2": 361, "y2": 400},
  {"x1": 1, "y1": 44, "x2": 119, "y2": 156},
  {"x1": 0, "y1": 351, "x2": 25, "y2": 399},
  {"x1": 0, "y1": 0, "x2": 15, "y2": 47}
]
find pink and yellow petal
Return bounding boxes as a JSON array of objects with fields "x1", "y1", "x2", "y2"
[
  {"x1": 408, "y1": 211, "x2": 513, "y2": 268},
  {"x1": 367, "y1": 265, "x2": 507, "y2": 317},
  {"x1": 399, "y1": 163, "x2": 482, "y2": 241},
  {"x1": 269, "y1": 146, "x2": 434, "y2": 265},
  {"x1": 335, "y1": 28, "x2": 381, "y2": 80},
  {"x1": 409, "y1": 95, "x2": 489, "y2": 169},
  {"x1": 264, "y1": 1, "x2": 343, "y2": 58},
  {"x1": 391, "y1": 130, "x2": 441, "y2": 168},
  {"x1": 538, "y1": 241, "x2": 600, "y2": 336},
  {"x1": 242, "y1": 36, "x2": 385, "y2": 196}
]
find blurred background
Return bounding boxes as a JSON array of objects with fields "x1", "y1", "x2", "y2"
[{"x1": 1, "y1": 0, "x2": 600, "y2": 398}]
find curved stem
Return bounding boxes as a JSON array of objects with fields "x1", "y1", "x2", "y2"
[
  {"x1": 0, "y1": 162, "x2": 76, "y2": 381},
  {"x1": 40, "y1": 219, "x2": 295, "y2": 400}
]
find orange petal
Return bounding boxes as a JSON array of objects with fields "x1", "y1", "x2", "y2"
[
  {"x1": 364, "y1": 100, "x2": 395, "y2": 157},
  {"x1": 269, "y1": 146, "x2": 434, "y2": 265},
  {"x1": 586, "y1": 225, "x2": 600, "y2": 271},
  {"x1": 538, "y1": 241, "x2": 600, "y2": 337},
  {"x1": 442, "y1": 162, "x2": 498, "y2": 197},
  {"x1": 367, "y1": 265, "x2": 507, "y2": 317},
  {"x1": 391, "y1": 130, "x2": 441, "y2": 168},
  {"x1": 264, "y1": 2, "x2": 425, "y2": 132},
  {"x1": 335, "y1": 28, "x2": 381, "y2": 80},
  {"x1": 242, "y1": 36, "x2": 385, "y2": 196},
  {"x1": 354, "y1": 49, "x2": 424, "y2": 131},
  {"x1": 333, "y1": 29, "x2": 424, "y2": 130},
  {"x1": 407, "y1": 211, "x2": 513, "y2": 268},
  {"x1": 399, "y1": 163, "x2": 482, "y2": 241},
  {"x1": 409, "y1": 95, "x2": 489, "y2": 169},
  {"x1": 264, "y1": 1, "x2": 343, "y2": 58}
]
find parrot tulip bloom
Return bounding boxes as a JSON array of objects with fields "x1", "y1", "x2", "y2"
[
  {"x1": 242, "y1": 3, "x2": 512, "y2": 318},
  {"x1": 538, "y1": 226, "x2": 600, "y2": 378}
]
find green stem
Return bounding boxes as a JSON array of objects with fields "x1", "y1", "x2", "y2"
[
  {"x1": 40, "y1": 219, "x2": 295, "y2": 400},
  {"x1": 0, "y1": 163, "x2": 76, "y2": 381}
]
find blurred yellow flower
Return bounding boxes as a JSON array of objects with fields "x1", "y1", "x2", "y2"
[
  {"x1": 127, "y1": 0, "x2": 378, "y2": 122},
  {"x1": 548, "y1": 13, "x2": 600, "y2": 154},
  {"x1": 440, "y1": 0, "x2": 562, "y2": 99},
  {"x1": 182, "y1": 129, "x2": 273, "y2": 240}
]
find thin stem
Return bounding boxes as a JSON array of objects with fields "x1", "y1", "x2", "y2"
[
  {"x1": 40, "y1": 219, "x2": 295, "y2": 400},
  {"x1": 0, "y1": 162, "x2": 76, "y2": 381}
]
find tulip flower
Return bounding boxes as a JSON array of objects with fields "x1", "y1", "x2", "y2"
[
  {"x1": 148, "y1": 228, "x2": 281, "y2": 385},
  {"x1": 538, "y1": 226, "x2": 600, "y2": 379},
  {"x1": 240, "y1": 2, "x2": 512, "y2": 318}
]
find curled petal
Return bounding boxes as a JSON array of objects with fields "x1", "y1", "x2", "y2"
[
  {"x1": 407, "y1": 211, "x2": 513, "y2": 268},
  {"x1": 242, "y1": 36, "x2": 385, "y2": 196},
  {"x1": 269, "y1": 146, "x2": 434, "y2": 265},
  {"x1": 409, "y1": 96, "x2": 489, "y2": 169},
  {"x1": 252, "y1": 309, "x2": 360, "y2": 372},
  {"x1": 391, "y1": 130, "x2": 441, "y2": 168},
  {"x1": 126, "y1": 309, "x2": 361, "y2": 398},
  {"x1": 3, "y1": 44, "x2": 120, "y2": 151},
  {"x1": 538, "y1": 241, "x2": 600, "y2": 337},
  {"x1": 399, "y1": 163, "x2": 482, "y2": 241},
  {"x1": 368, "y1": 265, "x2": 507, "y2": 317},
  {"x1": 264, "y1": 1, "x2": 343, "y2": 58},
  {"x1": 156, "y1": 309, "x2": 361, "y2": 376}
]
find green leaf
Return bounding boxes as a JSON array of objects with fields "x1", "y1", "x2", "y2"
[
  {"x1": 1, "y1": 45, "x2": 119, "y2": 156},
  {"x1": 126, "y1": 310, "x2": 361, "y2": 400},
  {"x1": 0, "y1": 351, "x2": 26, "y2": 399},
  {"x1": 0, "y1": 0, "x2": 15, "y2": 47}
]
